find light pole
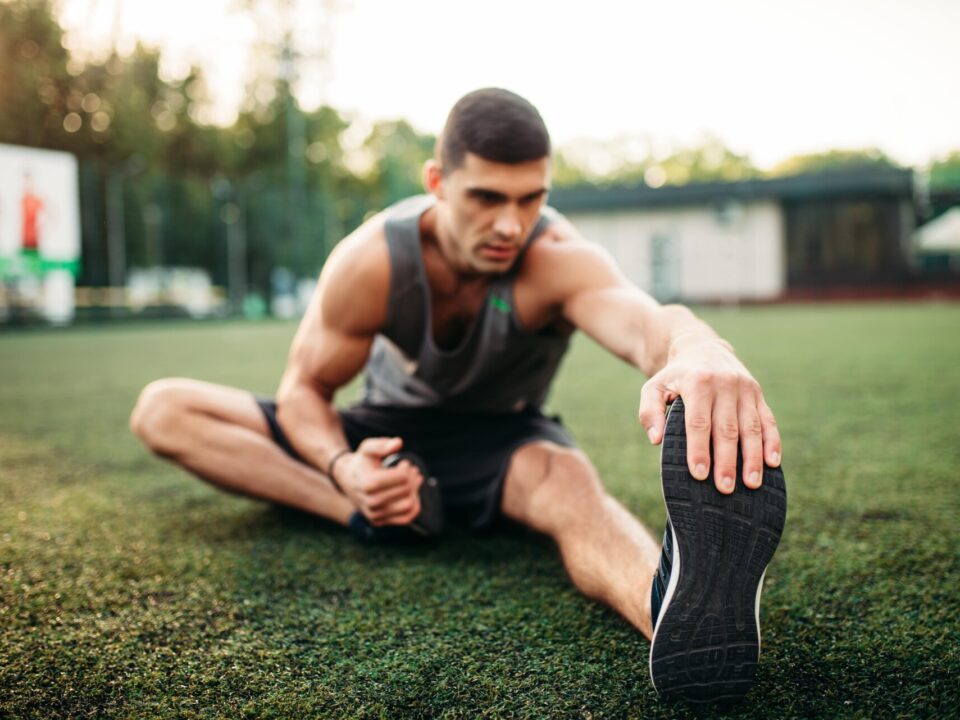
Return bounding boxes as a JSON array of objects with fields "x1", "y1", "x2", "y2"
[
  {"x1": 105, "y1": 154, "x2": 144, "y2": 314},
  {"x1": 212, "y1": 176, "x2": 248, "y2": 316}
]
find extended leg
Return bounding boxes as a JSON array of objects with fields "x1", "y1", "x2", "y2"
[
  {"x1": 501, "y1": 442, "x2": 660, "y2": 639},
  {"x1": 130, "y1": 378, "x2": 355, "y2": 525}
]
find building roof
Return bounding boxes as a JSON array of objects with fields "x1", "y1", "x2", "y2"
[
  {"x1": 914, "y1": 207, "x2": 960, "y2": 252},
  {"x1": 549, "y1": 167, "x2": 915, "y2": 213}
]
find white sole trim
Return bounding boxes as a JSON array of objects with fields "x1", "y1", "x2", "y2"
[
  {"x1": 755, "y1": 568, "x2": 766, "y2": 658},
  {"x1": 649, "y1": 405, "x2": 682, "y2": 693}
]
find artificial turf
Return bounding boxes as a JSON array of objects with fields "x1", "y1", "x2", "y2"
[{"x1": 1, "y1": 303, "x2": 958, "y2": 719}]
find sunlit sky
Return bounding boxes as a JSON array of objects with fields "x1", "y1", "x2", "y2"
[{"x1": 58, "y1": 0, "x2": 959, "y2": 169}]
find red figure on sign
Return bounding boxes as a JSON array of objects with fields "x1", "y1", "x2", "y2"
[{"x1": 21, "y1": 172, "x2": 44, "y2": 252}]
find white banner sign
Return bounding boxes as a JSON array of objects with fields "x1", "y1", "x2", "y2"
[
  {"x1": 0, "y1": 143, "x2": 81, "y2": 323},
  {"x1": 0, "y1": 143, "x2": 81, "y2": 273}
]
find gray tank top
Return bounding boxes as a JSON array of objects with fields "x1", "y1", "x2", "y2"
[{"x1": 362, "y1": 194, "x2": 571, "y2": 413}]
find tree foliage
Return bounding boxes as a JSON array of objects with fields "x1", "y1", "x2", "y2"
[
  {"x1": 929, "y1": 151, "x2": 960, "y2": 191},
  {"x1": 0, "y1": 0, "x2": 72, "y2": 150},
  {"x1": 768, "y1": 147, "x2": 900, "y2": 177},
  {"x1": 0, "y1": 0, "x2": 436, "y2": 290},
  {"x1": 551, "y1": 134, "x2": 758, "y2": 188}
]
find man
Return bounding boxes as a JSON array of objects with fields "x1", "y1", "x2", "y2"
[{"x1": 130, "y1": 88, "x2": 786, "y2": 703}]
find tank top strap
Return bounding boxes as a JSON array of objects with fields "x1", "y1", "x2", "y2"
[
  {"x1": 505, "y1": 204, "x2": 561, "y2": 279},
  {"x1": 381, "y1": 195, "x2": 436, "y2": 359}
]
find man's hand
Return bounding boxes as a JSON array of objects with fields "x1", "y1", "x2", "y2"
[
  {"x1": 333, "y1": 437, "x2": 424, "y2": 526},
  {"x1": 638, "y1": 338, "x2": 781, "y2": 495}
]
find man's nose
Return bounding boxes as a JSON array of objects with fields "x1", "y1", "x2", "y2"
[{"x1": 492, "y1": 206, "x2": 522, "y2": 241}]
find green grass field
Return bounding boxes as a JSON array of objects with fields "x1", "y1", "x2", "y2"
[{"x1": 2, "y1": 304, "x2": 959, "y2": 719}]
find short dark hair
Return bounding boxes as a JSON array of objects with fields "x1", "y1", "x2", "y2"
[{"x1": 438, "y1": 88, "x2": 551, "y2": 174}]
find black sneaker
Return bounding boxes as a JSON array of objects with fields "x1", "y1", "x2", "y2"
[{"x1": 648, "y1": 397, "x2": 787, "y2": 703}]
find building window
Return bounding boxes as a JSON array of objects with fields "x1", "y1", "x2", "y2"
[{"x1": 784, "y1": 197, "x2": 905, "y2": 287}]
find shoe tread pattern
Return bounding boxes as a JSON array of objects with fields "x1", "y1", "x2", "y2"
[{"x1": 650, "y1": 397, "x2": 787, "y2": 703}]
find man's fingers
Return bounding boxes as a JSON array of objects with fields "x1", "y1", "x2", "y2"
[
  {"x1": 362, "y1": 464, "x2": 416, "y2": 494},
  {"x1": 739, "y1": 398, "x2": 764, "y2": 489},
  {"x1": 356, "y1": 435, "x2": 403, "y2": 460},
  {"x1": 369, "y1": 495, "x2": 421, "y2": 526},
  {"x1": 684, "y1": 385, "x2": 713, "y2": 482},
  {"x1": 366, "y1": 471, "x2": 421, "y2": 512},
  {"x1": 639, "y1": 375, "x2": 676, "y2": 444},
  {"x1": 710, "y1": 387, "x2": 739, "y2": 494},
  {"x1": 759, "y1": 398, "x2": 782, "y2": 467}
]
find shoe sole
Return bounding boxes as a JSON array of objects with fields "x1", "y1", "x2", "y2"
[{"x1": 649, "y1": 397, "x2": 787, "y2": 703}]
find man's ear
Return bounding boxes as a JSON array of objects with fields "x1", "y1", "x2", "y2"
[{"x1": 423, "y1": 159, "x2": 444, "y2": 199}]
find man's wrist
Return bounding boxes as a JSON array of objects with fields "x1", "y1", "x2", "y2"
[
  {"x1": 668, "y1": 331, "x2": 733, "y2": 361},
  {"x1": 326, "y1": 448, "x2": 352, "y2": 494}
]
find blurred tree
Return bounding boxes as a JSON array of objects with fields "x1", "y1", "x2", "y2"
[
  {"x1": 0, "y1": 0, "x2": 73, "y2": 150},
  {"x1": 552, "y1": 134, "x2": 758, "y2": 188},
  {"x1": 162, "y1": 70, "x2": 229, "y2": 178},
  {"x1": 652, "y1": 136, "x2": 758, "y2": 185},
  {"x1": 769, "y1": 147, "x2": 899, "y2": 176},
  {"x1": 0, "y1": 1, "x2": 219, "y2": 171},
  {"x1": 551, "y1": 135, "x2": 648, "y2": 186},
  {"x1": 552, "y1": 150, "x2": 593, "y2": 187},
  {"x1": 359, "y1": 119, "x2": 434, "y2": 207},
  {"x1": 69, "y1": 48, "x2": 166, "y2": 164},
  {"x1": 929, "y1": 151, "x2": 960, "y2": 190}
]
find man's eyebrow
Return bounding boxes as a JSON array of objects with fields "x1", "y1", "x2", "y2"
[
  {"x1": 466, "y1": 187, "x2": 548, "y2": 202},
  {"x1": 520, "y1": 188, "x2": 548, "y2": 202},
  {"x1": 466, "y1": 188, "x2": 509, "y2": 201}
]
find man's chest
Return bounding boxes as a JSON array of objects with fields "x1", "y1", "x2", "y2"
[
  {"x1": 427, "y1": 276, "x2": 560, "y2": 350},
  {"x1": 429, "y1": 289, "x2": 486, "y2": 350}
]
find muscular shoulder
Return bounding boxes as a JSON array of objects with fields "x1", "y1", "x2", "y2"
[
  {"x1": 313, "y1": 213, "x2": 391, "y2": 336},
  {"x1": 519, "y1": 212, "x2": 625, "y2": 301}
]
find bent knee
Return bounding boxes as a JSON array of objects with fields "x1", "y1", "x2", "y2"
[
  {"x1": 129, "y1": 378, "x2": 196, "y2": 455},
  {"x1": 538, "y1": 447, "x2": 603, "y2": 501},
  {"x1": 505, "y1": 443, "x2": 604, "y2": 527}
]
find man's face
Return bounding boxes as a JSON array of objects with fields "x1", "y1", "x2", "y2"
[{"x1": 431, "y1": 152, "x2": 550, "y2": 275}]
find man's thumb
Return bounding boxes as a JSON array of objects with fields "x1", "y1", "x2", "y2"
[{"x1": 639, "y1": 375, "x2": 672, "y2": 444}]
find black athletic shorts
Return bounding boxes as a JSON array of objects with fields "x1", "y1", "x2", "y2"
[{"x1": 254, "y1": 398, "x2": 576, "y2": 530}]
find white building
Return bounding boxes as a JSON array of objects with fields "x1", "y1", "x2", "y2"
[{"x1": 550, "y1": 168, "x2": 916, "y2": 303}]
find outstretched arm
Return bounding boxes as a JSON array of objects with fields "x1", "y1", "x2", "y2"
[{"x1": 535, "y1": 221, "x2": 782, "y2": 495}]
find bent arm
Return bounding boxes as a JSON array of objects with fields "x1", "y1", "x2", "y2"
[
  {"x1": 274, "y1": 220, "x2": 425, "y2": 527},
  {"x1": 275, "y1": 225, "x2": 388, "y2": 473},
  {"x1": 276, "y1": 319, "x2": 372, "y2": 473}
]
